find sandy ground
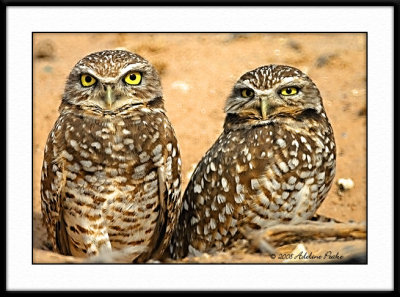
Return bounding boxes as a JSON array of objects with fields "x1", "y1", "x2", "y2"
[{"x1": 33, "y1": 33, "x2": 366, "y2": 263}]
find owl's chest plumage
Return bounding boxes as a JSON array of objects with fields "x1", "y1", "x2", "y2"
[
  {"x1": 175, "y1": 115, "x2": 336, "y2": 254},
  {"x1": 225, "y1": 120, "x2": 336, "y2": 225},
  {"x1": 55, "y1": 110, "x2": 168, "y2": 257}
]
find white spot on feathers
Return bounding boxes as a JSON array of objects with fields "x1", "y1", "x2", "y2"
[{"x1": 194, "y1": 184, "x2": 202, "y2": 193}]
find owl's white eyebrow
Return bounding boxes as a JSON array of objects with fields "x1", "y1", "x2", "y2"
[
  {"x1": 110, "y1": 63, "x2": 149, "y2": 82},
  {"x1": 279, "y1": 77, "x2": 301, "y2": 85},
  {"x1": 119, "y1": 63, "x2": 148, "y2": 75},
  {"x1": 238, "y1": 80, "x2": 255, "y2": 89},
  {"x1": 76, "y1": 67, "x2": 118, "y2": 83},
  {"x1": 278, "y1": 79, "x2": 307, "y2": 90}
]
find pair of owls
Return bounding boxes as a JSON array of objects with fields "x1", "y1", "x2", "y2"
[{"x1": 40, "y1": 50, "x2": 336, "y2": 262}]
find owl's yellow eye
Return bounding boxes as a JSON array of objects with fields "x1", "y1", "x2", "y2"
[
  {"x1": 241, "y1": 88, "x2": 254, "y2": 98},
  {"x1": 280, "y1": 87, "x2": 299, "y2": 96},
  {"x1": 124, "y1": 72, "x2": 142, "y2": 85},
  {"x1": 80, "y1": 74, "x2": 96, "y2": 87}
]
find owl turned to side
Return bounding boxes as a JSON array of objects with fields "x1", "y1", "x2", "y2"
[
  {"x1": 40, "y1": 50, "x2": 182, "y2": 263},
  {"x1": 170, "y1": 65, "x2": 336, "y2": 259}
]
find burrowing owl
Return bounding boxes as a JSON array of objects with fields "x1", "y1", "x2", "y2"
[
  {"x1": 170, "y1": 65, "x2": 336, "y2": 258},
  {"x1": 40, "y1": 50, "x2": 182, "y2": 262}
]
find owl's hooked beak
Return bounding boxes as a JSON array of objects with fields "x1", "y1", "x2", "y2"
[
  {"x1": 105, "y1": 85, "x2": 115, "y2": 108},
  {"x1": 260, "y1": 97, "x2": 269, "y2": 120}
]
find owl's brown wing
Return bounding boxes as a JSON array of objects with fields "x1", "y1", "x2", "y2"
[
  {"x1": 40, "y1": 120, "x2": 71, "y2": 255},
  {"x1": 169, "y1": 132, "x2": 224, "y2": 259},
  {"x1": 135, "y1": 117, "x2": 182, "y2": 262}
]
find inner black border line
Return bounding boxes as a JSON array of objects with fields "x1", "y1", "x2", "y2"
[{"x1": 32, "y1": 31, "x2": 368, "y2": 266}]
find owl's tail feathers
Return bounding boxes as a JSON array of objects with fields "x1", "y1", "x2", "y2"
[{"x1": 85, "y1": 245, "x2": 149, "y2": 263}]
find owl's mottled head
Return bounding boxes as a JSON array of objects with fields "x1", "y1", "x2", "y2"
[
  {"x1": 224, "y1": 65, "x2": 323, "y2": 126},
  {"x1": 61, "y1": 50, "x2": 163, "y2": 114}
]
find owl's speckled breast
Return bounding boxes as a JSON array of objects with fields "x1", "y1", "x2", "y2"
[
  {"x1": 235, "y1": 120, "x2": 336, "y2": 226},
  {"x1": 172, "y1": 115, "x2": 336, "y2": 257},
  {"x1": 57, "y1": 110, "x2": 169, "y2": 258}
]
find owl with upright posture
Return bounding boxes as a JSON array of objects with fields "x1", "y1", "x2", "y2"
[
  {"x1": 40, "y1": 50, "x2": 182, "y2": 262},
  {"x1": 171, "y1": 65, "x2": 336, "y2": 258}
]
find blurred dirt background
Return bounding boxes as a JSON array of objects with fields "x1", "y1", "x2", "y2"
[{"x1": 33, "y1": 33, "x2": 366, "y2": 263}]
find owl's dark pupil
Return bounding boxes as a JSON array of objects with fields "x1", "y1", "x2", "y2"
[
  {"x1": 85, "y1": 76, "x2": 92, "y2": 83},
  {"x1": 286, "y1": 88, "x2": 292, "y2": 94},
  {"x1": 243, "y1": 89, "x2": 252, "y2": 97},
  {"x1": 130, "y1": 74, "x2": 136, "y2": 81}
]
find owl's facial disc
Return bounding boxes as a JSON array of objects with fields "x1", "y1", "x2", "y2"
[
  {"x1": 256, "y1": 88, "x2": 303, "y2": 118},
  {"x1": 226, "y1": 83, "x2": 306, "y2": 121},
  {"x1": 224, "y1": 65, "x2": 325, "y2": 128},
  {"x1": 78, "y1": 68, "x2": 148, "y2": 111},
  {"x1": 230, "y1": 83, "x2": 279, "y2": 119},
  {"x1": 62, "y1": 50, "x2": 165, "y2": 114}
]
